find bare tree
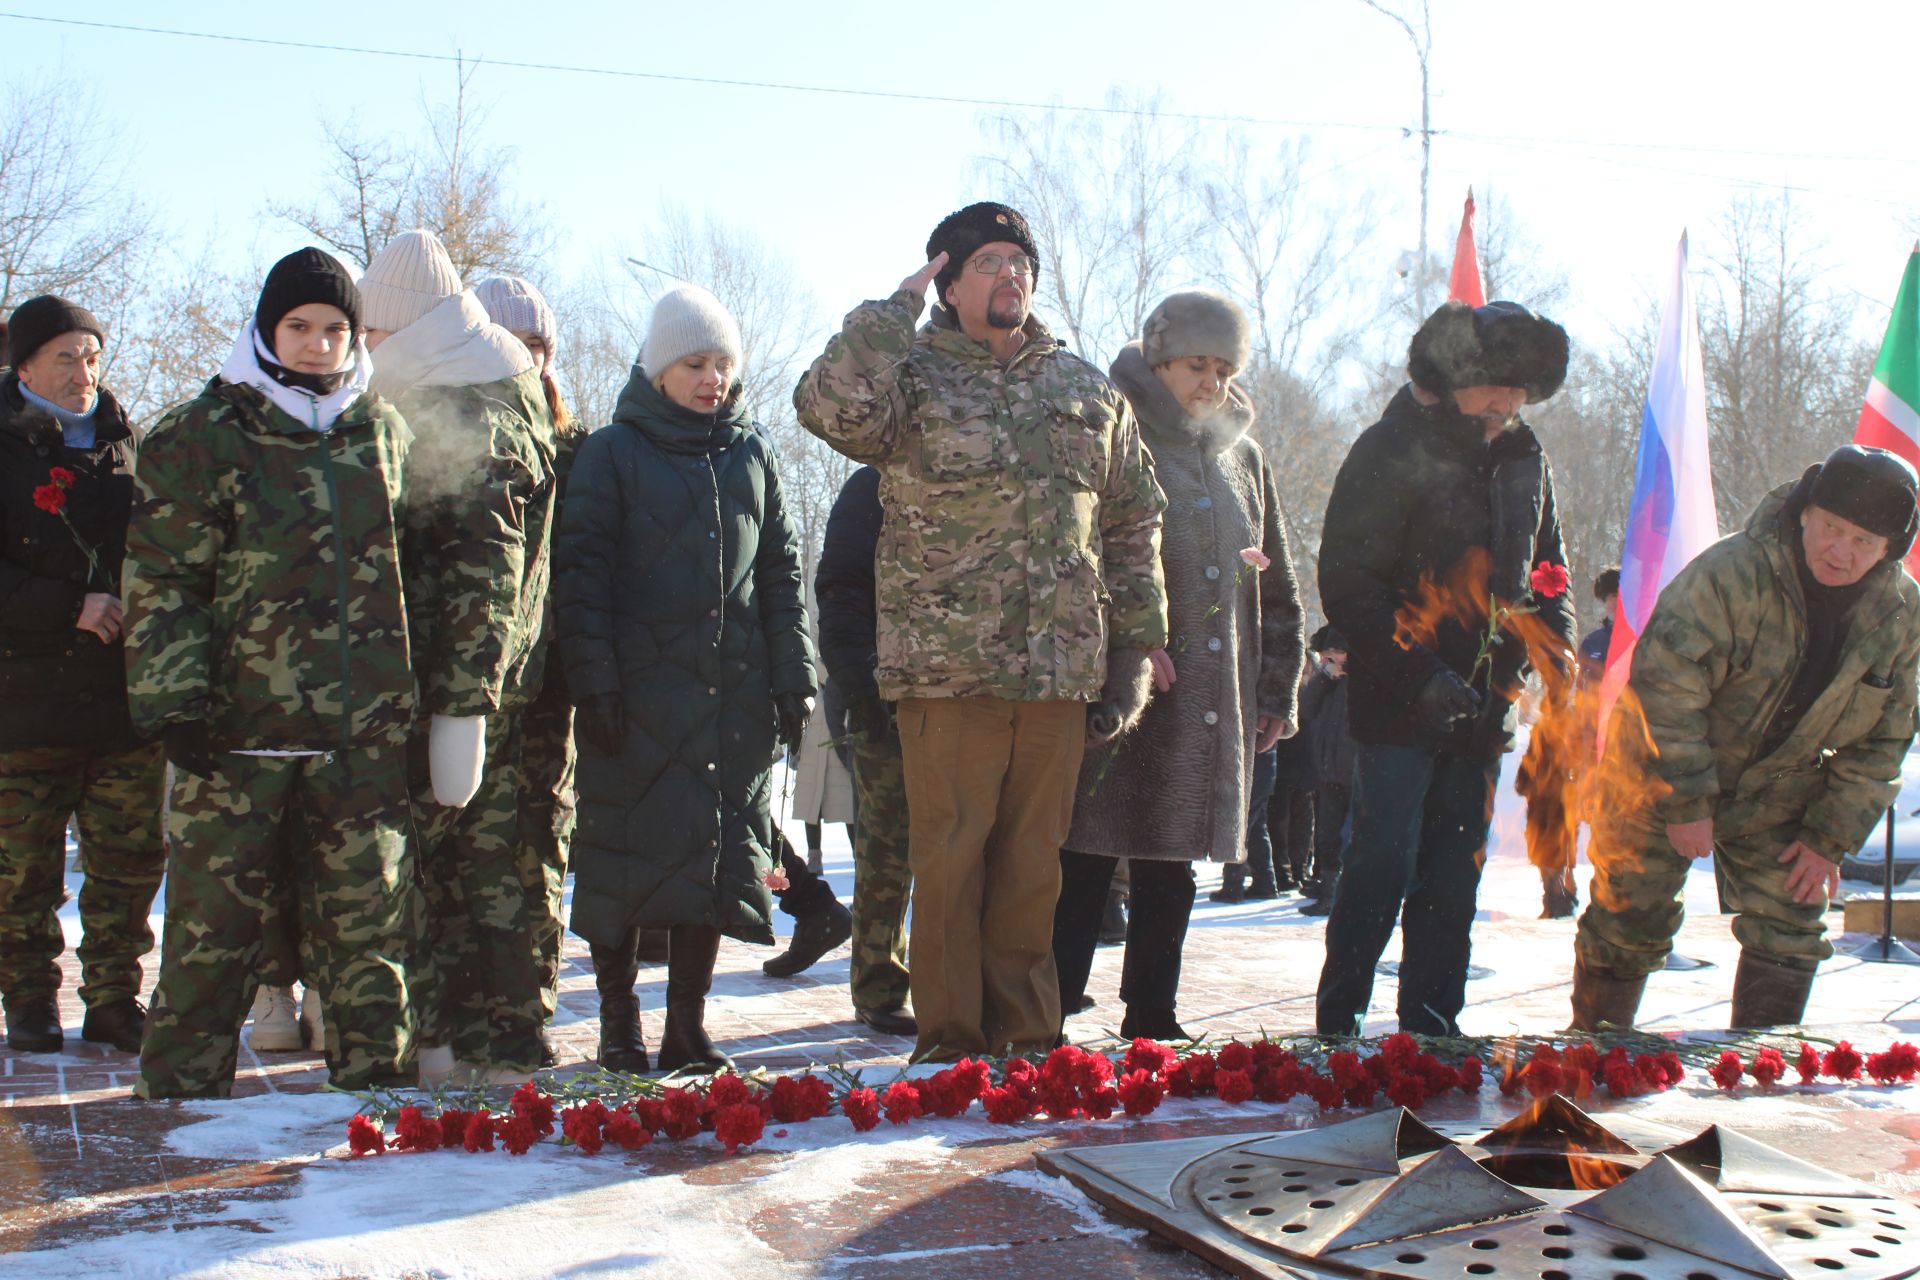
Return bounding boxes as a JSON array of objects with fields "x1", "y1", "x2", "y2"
[{"x1": 1359, "y1": 0, "x2": 1436, "y2": 315}]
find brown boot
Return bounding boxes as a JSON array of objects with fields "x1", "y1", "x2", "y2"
[
  {"x1": 1569, "y1": 960, "x2": 1645, "y2": 1032},
  {"x1": 656, "y1": 925, "x2": 731, "y2": 1075},
  {"x1": 1729, "y1": 951, "x2": 1815, "y2": 1029},
  {"x1": 590, "y1": 931, "x2": 649, "y2": 1073}
]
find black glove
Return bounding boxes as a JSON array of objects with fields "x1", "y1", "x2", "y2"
[
  {"x1": 1088, "y1": 648, "x2": 1154, "y2": 745},
  {"x1": 841, "y1": 682, "x2": 894, "y2": 743},
  {"x1": 774, "y1": 691, "x2": 813, "y2": 753},
  {"x1": 578, "y1": 691, "x2": 625, "y2": 756},
  {"x1": 1468, "y1": 694, "x2": 1518, "y2": 760},
  {"x1": 1413, "y1": 669, "x2": 1481, "y2": 737},
  {"x1": 162, "y1": 720, "x2": 217, "y2": 779}
]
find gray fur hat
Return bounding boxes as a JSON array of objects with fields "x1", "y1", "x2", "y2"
[
  {"x1": 1406, "y1": 300, "x2": 1569, "y2": 404},
  {"x1": 1142, "y1": 289, "x2": 1251, "y2": 371}
]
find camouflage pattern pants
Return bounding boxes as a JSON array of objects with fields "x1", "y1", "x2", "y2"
[
  {"x1": 1576, "y1": 811, "x2": 1831, "y2": 979},
  {"x1": 518, "y1": 682, "x2": 575, "y2": 1021},
  {"x1": 0, "y1": 742, "x2": 166, "y2": 1008},
  {"x1": 849, "y1": 726, "x2": 910, "y2": 1012},
  {"x1": 411, "y1": 711, "x2": 545, "y2": 1071},
  {"x1": 137, "y1": 745, "x2": 414, "y2": 1099}
]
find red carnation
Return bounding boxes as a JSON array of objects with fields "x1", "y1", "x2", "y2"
[
  {"x1": 923, "y1": 1069, "x2": 972, "y2": 1118},
  {"x1": 1708, "y1": 1050, "x2": 1745, "y2": 1092},
  {"x1": 1163, "y1": 1061, "x2": 1195, "y2": 1098},
  {"x1": 464, "y1": 1109, "x2": 497, "y2": 1153},
  {"x1": 1750, "y1": 1048, "x2": 1786, "y2": 1089},
  {"x1": 1002, "y1": 1057, "x2": 1041, "y2": 1099},
  {"x1": 496, "y1": 1111, "x2": 535, "y2": 1155},
  {"x1": 1183, "y1": 1051, "x2": 1218, "y2": 1093},
  {"x1": 952, "y1": 1057, "x2": 993, "y2": 1101},
  {"x1": 1796, "y1": 1042, "x2": 1823, "y2": 1085},
  {"x1": 713, "y1": 1102, "x2": 765, "y2": 1154},
  {"x1": 31, "y1": 483, "x2": 65, "y2": 514},
  {"x1": 981, "y1": 1085, "x2": 1034, "y2": 1124},
  {"x1": 561, "y1": 1100, "x2": 610, "y2": 1155},
  {"x1": 658, "y1": 1088, "x2": 703, "y2": 1140},
  {"x1": 1879, "y1": 1042, "x2": 1920, "y2": 1082},
  {"x1": 1325, "y1": 1050, "x2": 1364, "y2": 1091},
  {"x1": 705, "y1": 1073, "x2": 752, "y2": 1112},
  {"x1": 1084, "y1": 1084, "x2": 1120, "y2": 1121},
  {"x1": 438, "y1": 1108, "x2": 474, "y2": 1148},
  {"x1": 1306, "y1": 1072, "x2": 1344, "y2": 1110},
  {"x1": 1602, "y1": 1061, "x2": 1642, "y2": 1098},
  {"x1": 1454, "y1": 1055, "x2": 1484, "y2": 1094},
  {"x1": 1530, "y1": 561, "x2": 1570, "y2": 598},
  {"x1": 1251, "y1": 1040, "x2": 1289, "y2": 1071},
  {"x1": 1378, "y1": 1032, "x2": 1420, "y2": 1069},
  {"x1": 604, "y1": 1109, "x2": 652, "y2": 1151},
  {"x1": 347, "y1": 1114, "x2": 387, "y2": 1156},
  {"x1": 392, "y1": 1105, "x2": 441, "y2": 1152},
  {"x1": 1384, "y1": 1074, "x2": 1429, "y2": 1111},
  {"x1": 769, "y1": 1073, "x2": 835, "y2": 1123},
  {"x1": 1824, "y1": 1041, "x2": 1864, "y2": 1081},
  {"x1": 1116, "y1": 1068, "x2": 1165, "y2": 1117},
  {"x1": 1215, "y1": 1068, "x2": 1254, "y2": 1105},
  {"x1": 510, "y1": 1082, "x2": 556, "y2": 1137},
  {"x1": 881, "y1": 1080, "x2": 924, "y2": 1125},
  {"x1": 841, "y1": 1086, "x2": 882, "y2": 1132},
  {"x1": 1217, "y1": 1042, "x2": 1254, "y2": 1074},
  {"x1": 47, "y1": 466, "x2": 76, "y2": 487}
]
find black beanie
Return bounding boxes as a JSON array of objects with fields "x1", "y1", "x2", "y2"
[
  {"x1": 255, "y1": 249, "x2": 362, "y2": 355},
  {"x1": 7, "y1": 295, "x2": 105, "y2": 369},
  {"x1": 925, "y1": 202, "x2": 1040, "y2": 302},
  {"x1": 1808, "y1": 444, "x2": 1920, "y2": 553}
]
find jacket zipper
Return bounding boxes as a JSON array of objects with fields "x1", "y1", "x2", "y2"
[{"x1": 313, "y1": 403, "x2": 355, "y2": 759}]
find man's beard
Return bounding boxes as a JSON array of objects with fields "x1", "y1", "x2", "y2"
[{"x1": 986, "y1": 291, "x2": 1028, "y2": 330}]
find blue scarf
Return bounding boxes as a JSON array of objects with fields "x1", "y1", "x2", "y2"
[{"x1": 19, "y1": 384, "x2": 98, "y2": 449}]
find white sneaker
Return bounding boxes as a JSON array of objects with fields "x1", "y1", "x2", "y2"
[
  {"x1": 248, "y1": 985, "x2": 301, "y2": 1052},
  {"x1": 300, "y1": 986, "x2": 325, "y2": 1051},
  {"x1": 418, "y1": 1043, "x2": 457, "y2": 1085}
]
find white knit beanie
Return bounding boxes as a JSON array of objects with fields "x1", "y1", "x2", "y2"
[
  {"x1": 473, "y1": 275, "x2": 558, "y2": 368},
  {"x1": 359, "y1": 229, "x2": 463, "y2": 333},
  {"x1": 641, "y1": 285, "x2": 743, "y2": 380}
]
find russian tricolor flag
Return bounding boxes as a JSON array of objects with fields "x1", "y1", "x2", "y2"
[
  {"x1": 1598, "y1": 233, "x2": 1720, "y2": 743},
  {"x1": 1851, "y1": 246, "x2": 1920, "y2": 577}
]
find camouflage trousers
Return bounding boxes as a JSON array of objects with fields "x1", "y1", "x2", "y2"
[
  {"x1": 518, "y1": 683, "x2": 576, "y2": 1020},
  {"x1": 849, "y1": 726, "x2": 911, "y2": 1012},
  {"x1": 0, "y1": 743, "x2": 166, "y2": 1008},
  {"x1": 410, "y1": 711, "x2": 546, "y2": 1072},
  {"x1": 138, "y1": 745, "x2": 414, "y2": 1099},
  {"x1": 1575, "y1": 809, "x2": 1832, "y2": 979}
]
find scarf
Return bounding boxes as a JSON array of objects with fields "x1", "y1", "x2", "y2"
[
  {"x1": 218, "y1": 320, "x2": 369, "y2": 432},
  {"x1": 19, "y1": 383, "x2": 98, "y2": 448}
]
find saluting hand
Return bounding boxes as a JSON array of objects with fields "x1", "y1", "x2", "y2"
[{"x1": 898, "y1": 252, "x2": 949, "y2": 299}]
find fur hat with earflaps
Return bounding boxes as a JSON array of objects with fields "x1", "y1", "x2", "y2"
[
  {"x1": 926, "y1": 202, "x2": 1040, "y2": 301},
  {"x1": 1407, "y1": 300, "x2": 1569, "y2": 404}
]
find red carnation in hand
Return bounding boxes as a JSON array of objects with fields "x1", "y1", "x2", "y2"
[
  {"x1": 1824, "y1": 1041, "x2": 1864, "y2": 1081},
  {"x1": 31, "y1": 483, "x2": 66, "y2": 514},
  {"x1": 1530, "y1": 561, "x2": 1570, "y2": 598},
  {"x1": 1117, "y1": 1068, "x2": 1166, "y2": 1117},
  {"x1": 713, "y1": 1102, "x2": 765, "y2": 1154},
  {"x1": 1750, "y1": 1047, "x2": 1786, "y2": 1089},
  {"x1": 347, "y1": 1114, "x2": 387, "y2": 1155},
  {"x1": 881, "y1": 1080, "x2": 924, "y2": 1125},
  {"x1": 1708, "y1": 1050, "x2": 1745, "y2": 1092},
  {"x1": 392, "y1": 1105, "x2": 441, "y2": 1152},
  {"x1": 841, "y1": 1086, "x2": 882, "y2": 1132},
  {"x1": 1215, "y1": 1068, "x2": 1254, "y2": 1105},
  {"x1": 1795, "y1": 1042, "x2": 1822, "y2": 1085}
]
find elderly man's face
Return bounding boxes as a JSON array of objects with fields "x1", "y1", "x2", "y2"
[
  {"x1": 1801, "y1": 504, "x2": 1891, "y2": 587},
  {"x1": 18, "y1": 331, "x2": 102, "y2": 415},
  {"x1": 944, "y1": 240, "x2": 1032, "y2": 335},
  {"x1": 1452, "y1": 384, "x2": 1527, "y2": 438}
]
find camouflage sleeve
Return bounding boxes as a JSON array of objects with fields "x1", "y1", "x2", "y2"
[
  {"x1": 792, "y1": 291, "x2": 922, "y2": 465},
  {"x1": 1097, "y1": 395, "x2": 1169, "y2": 652},
  {"x1": 121, "y1": 401, "x2": 227, "y2": 732},
  {"x1": 1628, "y1": 556, "x2": 1736, "y2": 824},
  {"x1": 1799, "y1": 620, "x2": 1920, "y2": 862},
  {"x1": 753, "y1": 440, "x2": 818, "y2": 700},
  {"x1": 1253, "y1": 446, "x2": 1305, "y2": 723},
  {"x1": 553, "y1": 428, "x2": 621, "y2": 701}
]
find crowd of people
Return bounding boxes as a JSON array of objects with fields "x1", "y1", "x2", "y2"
[{"x1": 1, "y1": 198, "x2": 1916, "y2": 1095}]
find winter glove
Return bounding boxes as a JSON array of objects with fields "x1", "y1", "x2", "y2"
[
  {"x1": 162, "y1": 720, "x2": 217, "y2": 780},
  {"x1": 775, "y1": 691, "x2": 814, "y2": 754},
  {"x1": 578, "y1": 692, "x2": 625, "y2": 757},
  {"x1": 841, "y1": 682, "x2": 895, "y2": 743},
  {"x1": 427, "y1": 713, "x2": 487, "y2": 808},
  {"x1": 1087, "y1": 648, "x2": 1154, "y2": 745},
  {"x1": 1467, "y1": 694, "x2": 1518, "y2": 760},
  {"x1": 1413, "y1": 669, "x2": 1481, "y2": 737}
]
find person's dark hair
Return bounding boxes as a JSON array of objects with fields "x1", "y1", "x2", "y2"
[{"x1": 1593, "y1": 567, "x2": 1620, "y2": 601}]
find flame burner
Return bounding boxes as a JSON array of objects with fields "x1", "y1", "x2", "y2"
[{"x1": 1038, "y1": 1096, "x2": 1920, "y2": 1280}]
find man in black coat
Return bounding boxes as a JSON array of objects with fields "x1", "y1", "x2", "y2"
[
  {"x1": 1314, "y1": 300, "x2": 1577, "y2": 1036},
  {"x1": 0, "y1": 296, "x2": 166, "y2": 1055}
]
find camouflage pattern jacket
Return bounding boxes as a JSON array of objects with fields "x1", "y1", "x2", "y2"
[
  {"x1": 122, "y1": 379, "x2": 414, "y2": 753},
  {"x1": 1622, "y1": 480, "x2": 1920, "y2": 863},
  {"x1": 794, "y1": 290, "x2": 1168, "y2": 702}
]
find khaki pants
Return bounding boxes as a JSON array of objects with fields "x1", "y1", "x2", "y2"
[{"x1": 897, "y1": 696, "x2": 1085, "y2": 1060}]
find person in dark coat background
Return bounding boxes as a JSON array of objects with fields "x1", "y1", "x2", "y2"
[
  {"x1": 1314, "y1": 300, "x2": 1577, "y2": 1037},
  {"x1": 556, "y1": 285, "x2": 816, "y2": 1075},
  {"x1": 1299, "y1": 626, "x2": 1356, "y2": 915}
]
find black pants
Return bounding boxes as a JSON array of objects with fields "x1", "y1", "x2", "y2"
[
  {"x1": 1052, "y1": 849, "x2": 1197, "y2": 1019},
  {"x1": 1315, "y1": 743, "x2": 1497, "y2": 1037},
  {"x1": 1226, "y1": 748, "x2": 1279, "y2": 891},
  {"x1": 1309, "y1": 783, "x2": 1352, "y2": 890},
  {"x1": 1270, "y1": 786, "x2": 1316, "y2": 883}
]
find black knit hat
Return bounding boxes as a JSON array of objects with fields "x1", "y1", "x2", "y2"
[
  {"x1": 7, "y1": 295, "x2": 105, "y2": 369},
  {"x1": 1809, "y1": 444, "x2": 1920, "y2": 555},
  {"x1": 1406, "y1": 300, "x2": 1569, "y2": 404},
  {"x1": 1310, "y1": 624, "x2": 1349, "y2": 653},
  {"x1": 926, "y1": 202, "x2": 1040, "y2": 301},
  {"x1": 255, "y1": 248, "x2": 362, "y2": 355}
]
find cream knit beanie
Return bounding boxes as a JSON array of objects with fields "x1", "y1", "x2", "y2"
[
  {"x1": 641, "y1": 285, "x2": 743, "y2": 380},
  {"x1": 360, "y1": 229, "x2": 463, "y2": 333}
]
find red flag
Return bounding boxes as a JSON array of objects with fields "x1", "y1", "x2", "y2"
[{"x1": 1447, "y1": 189, "x2": 1486, "y2": 306}]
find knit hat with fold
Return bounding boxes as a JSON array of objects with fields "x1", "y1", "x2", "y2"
[
  {"x1": 358, "y1": 229, "x2": 463, "y2": 333},
  {"x1": 641, "y1": 285, "x2": 743, "y2": 380},
  {"x1": 473, "y1": 275, "x2": 558, "y2": 367}
]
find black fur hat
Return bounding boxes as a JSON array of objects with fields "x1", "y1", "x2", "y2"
[
  {"x1": 1808, "y1": 444, "x2": 1920, "y2": 558},
  {"x1": 926, "y1": 202, "x2": 1040, "y2": 301},
  {"x1": 1406, "y1": 300, "x2": 1569, "y2": 404}
]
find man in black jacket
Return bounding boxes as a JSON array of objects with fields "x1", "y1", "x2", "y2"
[
  {"x1": 0, "y1": 296, "x2": 165, "y2": 1054},
  {"x1": 1315, "y1": 301, "x2": 1576, "y2": 1036}
]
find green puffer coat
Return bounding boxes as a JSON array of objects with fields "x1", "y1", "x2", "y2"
[
  {"x1": 123, "y1": 380, "x2": 414, "y2": 753},
  {"x1": 1619, "y1": 478, "x2": 1920, "y2": 863}
]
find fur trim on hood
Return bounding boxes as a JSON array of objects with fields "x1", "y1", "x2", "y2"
[
  {"x1": 366, "y1": 290, "x2": 533, "y2": 402},
  {"x1": 1109, "y1": 341, "x2": 1254, "y2": 455}
]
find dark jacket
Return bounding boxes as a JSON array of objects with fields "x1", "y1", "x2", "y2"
[
  {"x1": 0, "y1": 374, "x2": 139, "y2": 751},
  {"x1": 1309, "y1": 673, "x2": 1357, "y2": 789},
  {"x1": 1277, "y1": 668, "x2": 1337, "y2": 789},
  {"x1": 556, "y1": 371, "x2": 817, "y2": 947},
  {"x1": 1318, "y1": 385, "x2": 1575, "y2": 749},
  {"x1": 814, "y1": 465, "x2": 882, "y2": 701}
]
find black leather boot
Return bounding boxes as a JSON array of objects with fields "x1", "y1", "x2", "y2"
[
  {"x1": 1569, "y1": 959, "x2": 1646, "y2": 1033},
  {"x1": 81, "y1": 999, "x2": 147, "y2": 1055},
  {"x1": 657, "y1": 925, "x2": 731, "y2": 1075},
  {"x1": 761, "y1": 899, "x2": 852, "y2": 978},
  {"x1": 1120, "y1": 1006, "x2": 1191, "y2": 1043},
  {"x1": 1729, "y1": 951, "x2": 1816, "y2": 1029},
  {"x1": 590, "y1": 932, "x2": 649, "y2": 1073},
  {"x1": 3, "y1": 995, "x2": 62, "y2": 1053}
]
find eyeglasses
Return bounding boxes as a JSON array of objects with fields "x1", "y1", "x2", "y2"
[{"x1": 967, "y1": 251, "x2": 1035, "y2": 278}]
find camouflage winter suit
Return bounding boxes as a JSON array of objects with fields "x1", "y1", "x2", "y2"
[
  {"x1": 1578, "y1": 483, "x2": 1920, "y2": 979},
  {"x1": 123, "y1": 379, "x2": 416, "y2": 1098}
]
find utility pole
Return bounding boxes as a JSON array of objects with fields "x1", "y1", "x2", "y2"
[{"x1": 1360, "y1": 0, "x2": 1435, "y2": 315}]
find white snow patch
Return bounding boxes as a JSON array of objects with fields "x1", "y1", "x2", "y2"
[{"x1": 987, "y1": 1166, "x2": 1146, "y2": 1242}]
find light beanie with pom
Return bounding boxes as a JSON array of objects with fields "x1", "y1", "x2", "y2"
[
  {"x1": 641, "y1": 285, "x2": 743, "y2": 380},
  {"x1": 359, "y1": 229, "x2": 463, "y2": 333}
]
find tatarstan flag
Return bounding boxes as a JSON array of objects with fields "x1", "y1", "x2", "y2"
[{"x1": 1852, "y1": 246, "x2": 1920, "y2": 575}]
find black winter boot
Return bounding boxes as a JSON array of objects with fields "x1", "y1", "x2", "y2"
[
  {"x1": 761, "y1": 899, "x2": 852, "y2": 978},
  {"x1": 1729, "y1": 951, "x2": 1816, "y2": 1029},
  {"x1": 657, "y1": 925, "x2": 732, "y2": 1075},
  {"x1": 1120, "y1": 1006, "x2": 1191, "y2": 1043},
  {"x1": 3, "y1": 995, "x2": 62, "y2": 1053},
  {"x1": 1569, "y1": 959, "x2": 1646, "y2": 1033},
  {"x1": 81, "y1": 999, "x2": 147, "y2": 1055},
  {"x1": 591, "y1": 932, "x2": 649, "y2": 1074}
]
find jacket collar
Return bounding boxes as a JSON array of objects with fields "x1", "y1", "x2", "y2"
[
  {"x1": 922, "y1": 304, "x2": 1060, "y2": 370},
  {"x1": 1391, "y1": 382, "x2": 1544, "y2": 465},
  {"x1": 0, "y1": 373, "x2": 132, "y2": 450},
  {"x1": 610, "y1": 364, "x2": 751, "y2": 455},
  {"x1": 1109, "y1": 342, "x2": 1255, "y2": 455}
]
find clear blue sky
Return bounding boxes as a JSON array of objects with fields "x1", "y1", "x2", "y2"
[{"x1": 6, "y1": 0, "x2": 1918, "y2": 353}]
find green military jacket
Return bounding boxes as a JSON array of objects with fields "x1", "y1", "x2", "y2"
[
  {"x1": 394, "y1": 368, "x2": 557, "y2": 718},
  {"x1": 794, "y1": 290, "x2": 1168, "y2": 702},
  {"x1": 123, "y1": 379, "x2": 414, "y2": 753},
  {"x1": 1626, "y1": 482, "x2": 1920, "y2": 863}
]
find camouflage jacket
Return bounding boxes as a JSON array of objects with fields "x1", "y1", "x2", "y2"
[
  {"x1": 794, "y1": 290, "x2": 1168, "y2": 702},
  {"x1": 122, "y1": 379, "x2": 414, "y2": 752},
  {"x1": 1622, "y1": 480, "x2": 1920, "y2": 863}
]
